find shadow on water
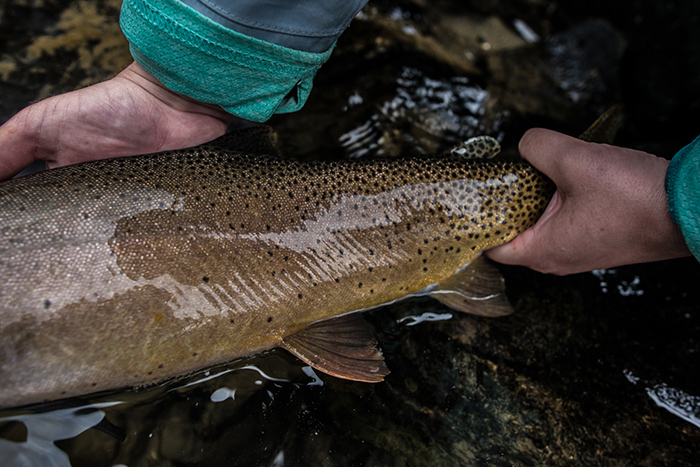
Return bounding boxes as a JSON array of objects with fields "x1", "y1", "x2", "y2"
[{"x1": 1, "y1": 0, "x2": 699, "y2": 465}]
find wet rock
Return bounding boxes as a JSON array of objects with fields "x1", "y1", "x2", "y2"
[{"x1": 546, "y1": 19, "x2": 625, "y2": 112}]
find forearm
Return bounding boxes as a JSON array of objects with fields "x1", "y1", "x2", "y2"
[{"x1": 119, "y1": 0, "x2": 367, "y2": 121}]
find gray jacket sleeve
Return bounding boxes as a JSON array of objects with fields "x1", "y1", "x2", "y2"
[{"x1": 179, "y1": 0, "x2": 368, "y2": 52}]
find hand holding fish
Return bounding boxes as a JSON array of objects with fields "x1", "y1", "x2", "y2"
[
  {"x1": 486, "y1": 128, "x2": 692, "y2": 275},
  {"x1": 0, "y1": 63, "x2": 233, "y2": 181}
]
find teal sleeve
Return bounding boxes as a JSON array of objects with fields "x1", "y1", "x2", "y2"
[
  {"x1": 666, "y1": 134, "x2": 700, "y2": 261},
  {"x1": 119, "y1": 0, "x2": 335, "y2": 122}
]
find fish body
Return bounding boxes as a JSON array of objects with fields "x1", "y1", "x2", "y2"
[{"x1": 0, "y1": 127, "x2": 553, "y2": 408}]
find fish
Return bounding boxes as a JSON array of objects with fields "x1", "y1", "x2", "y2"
[{"x1": 0, "y1": 108, "x2": 619, "y2": 409}]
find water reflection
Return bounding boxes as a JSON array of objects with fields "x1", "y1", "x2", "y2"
[
  {"x1": 647, "y1": 384, "x2": 700, "y2": 429},
  {"x1": 591, "y1": 268, "x2": 645, "y2": 296},
  {"x1": 0, "y1": 356, "x2": 326, "y2": 466},
  {"x1": 0, "y1": 402, "x2": 120, "y2": 467},
  {"x1": 339, "y1": 67, "x2": 492, "y2": 158},
  {"x1": 398, "y1": 311, "x2": 453, "y2": 326},
  {"x1": 624, "y1": 370, "x2": 700, "y2": 429}
]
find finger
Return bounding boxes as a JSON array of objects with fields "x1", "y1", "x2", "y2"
[{"x1": 485, "y1": 228, "x2": 536, "y2": 265}]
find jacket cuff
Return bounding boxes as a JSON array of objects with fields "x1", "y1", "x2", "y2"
[
  {"x1": 666, "y1": 134, "x2": 700, "y2": 261},
  {"x1": 119, "y1": 0, "x2": 334, "y2": 122}
]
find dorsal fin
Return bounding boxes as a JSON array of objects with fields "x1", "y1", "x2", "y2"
[
  {"x1": 578, "y1": 104, "x2": 624, "y2": 143},
  {"x1": 443, "y1": 136, "x2": 501, "y2": 159},
  {"x1": 280, "y1": 313, "x2": 389, "y2": 383},
  {"x1": 430, "y1": 254, "x2": 513, "y2": 317},
  {"x1": 203, "y1": 125, "x2": 281, "y2": 156}
]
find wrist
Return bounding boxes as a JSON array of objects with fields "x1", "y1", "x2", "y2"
[
  {"x1": 116, "y1": 63, "x2": 234, "y2": 124},
  {"x1": 666, "y1": 134, "x2": 700, "y2": 262},
  {"x1": 638, "y1": 158, "x2": 691, "y2": 263}
]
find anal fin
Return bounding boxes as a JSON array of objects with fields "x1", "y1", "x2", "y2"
[
  {"x1": 280, "y1": 313, "x2": 389, "y2": 383},
  {"x1": 431, "y1": 254, "x2": 514, "y2": 317}
]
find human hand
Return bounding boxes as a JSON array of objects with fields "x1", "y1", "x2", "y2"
[
  {"x1": 0, "y1": 62, "x2": 235, "y2": 181},
  {"x1": 486, "y1": 128, "x2": 692, "y2": 275}
]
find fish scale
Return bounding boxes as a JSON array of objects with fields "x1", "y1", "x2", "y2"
[{"x1": 0, "y1": 127, "x2": 554, "y2": 408}]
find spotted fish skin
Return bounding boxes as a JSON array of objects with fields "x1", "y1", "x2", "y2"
[{"x1": 0, "y1": 131, "x2": 553, "y2": 408}]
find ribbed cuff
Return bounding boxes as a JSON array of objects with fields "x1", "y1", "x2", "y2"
[
  {"x1": 119, "y1": 0, "x2": 334, "y2": 122},
  {"x1": 666, "y1": 134, "x2": 700, "y2": 261}
]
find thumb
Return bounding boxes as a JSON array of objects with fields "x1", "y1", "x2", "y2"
[{"x1": 485, "y1": 190, "x2": 563, "y2": 268}]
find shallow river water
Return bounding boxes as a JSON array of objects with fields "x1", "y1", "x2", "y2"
[{"x1": 0, "y1": 0, "x2": 699, "y2": 465}]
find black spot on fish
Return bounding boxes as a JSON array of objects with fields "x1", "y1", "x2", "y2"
[
  {"x1": 267, "y1": 317, "x2": 273, "y2": 323},
  {"x1": 202, "y1": 276, "x2": 210, "y2": 283},
  {"x1": 44, "y1": 300, "x2": 51, "y2": 309}
]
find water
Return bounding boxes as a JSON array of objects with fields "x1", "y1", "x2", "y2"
[
  {"x1": 338, "y1": 67, "x2": 492, "y2": 158},
  {"x1": 1, "y1": 0, "x2": 699, "y2": 465}
]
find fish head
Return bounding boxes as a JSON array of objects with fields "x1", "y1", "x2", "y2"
[
  {"x1": 410, "y1": 158, "x2": 554, "y2": 317},
  {"x1": 407, "y1": 157, "x2": 555, "y2": 261},
  {"x1": 457, "y1": 160, "x2": 554, "y2": 249}
]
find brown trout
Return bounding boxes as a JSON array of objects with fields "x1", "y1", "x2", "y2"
[{"x1": 0, "y1": 126, "x2": 554, "y2": 408}]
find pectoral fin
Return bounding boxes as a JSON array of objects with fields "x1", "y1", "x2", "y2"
[
  {"x1": 280, "y1": 313, "x2": 389, "y2": 383},
  {"x1": 430, "y1": 255, "x2": 513, "y2": 317}
]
